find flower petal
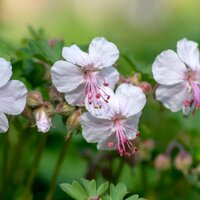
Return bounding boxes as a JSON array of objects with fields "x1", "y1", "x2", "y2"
[
  {"x1": 122, "y1": 112, "x2": 142, "y2": 140},
  {"x1": 0, "y1": 58, "x2": 12, "y2": 87},
  {"x1": 152, "y1": 50, "x2": 186, "y2": 85},
  {"x1": 115, "y1": 84, "x2": 146, "y2": 117},
  {"x1": 177, "y1": 38, "x2": 200, "y2": 71},
  {"x1": 62, "y1": 45, "x2": 90, "y2": 67},
  {"x1": 80, "y1": 112, "x2": 114, "y2": 143},
  {"x1": 89, "y1": 37, "x2": 119, "y2": 69},
  {"x1": 85, "y1": 86, "x2": 119, "y2": 120},
  {"x1": 51, "y1": 60, "x2": 84, "y2": 93},
  {"x1": 0, "y1": 80, "x2": 27, "y2": 115},
  {"x1": 97, "y1": 133, "x2": 116, "y2": 150},
  {"x1": 96, "y1": 66, "x2": 119, "y2": 90},
  {"x1": 64, "y1": 83, "x2": 86, "y2": 106},
  {"x1": 0, "y1": 113, "x2": 9, "y2": 133},
  {"x1": 156, "y1": 82, "x2": 189, "y2": 112}
]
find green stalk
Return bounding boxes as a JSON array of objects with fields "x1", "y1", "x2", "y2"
[
  {"x1": 45, "y1": 134, "x2": 72, "y2": 200},
  {"x1": 23, "y1": 133, "x2": 48, "y2": 200}
]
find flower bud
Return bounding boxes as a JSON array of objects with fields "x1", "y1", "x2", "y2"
[
  {"x1": 174, "y1": 152, "x2": 192, "y2": 174},
  {"x1": 139, "y1": 81, "x2": 152, "y2": 94},
  {"x1": 129, "y1": 73, "x2": 142, "y2": 85},
  {"x1": 27, "y1": 91, "x2": 43, "y2": 107},
  {"x1": 154, "y1": 154, "x2": 170, "y2": 171},
  {"x1": 49, "y1": 86, "x2": 64, "y2": 102},
  {"x1": 55, "y1": 102, "x2": 75, "y2": 116},
  {"x1": 67, "y1": 109, "x2": 82, "y2": 133},
  {"x1": 139, "y1": 139, "x2": 155, "y2": 161},
  {"x1": 34, "y1": 107, "x2": 52, "y2": 133}
]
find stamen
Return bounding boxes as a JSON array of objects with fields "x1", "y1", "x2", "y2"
[
  {"x1": 84, "y1": 71, "x2": 110, "y2": 107},
  {"x1": 189, "y1": 80, "x2": 200, "y2": 108}
]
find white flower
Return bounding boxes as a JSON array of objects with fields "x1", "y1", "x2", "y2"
[
  {"x1": 80, "y1": 83, "x2": 146, "y2": 156},
  {"x1": 152, "y1": 38, "x2": 200, "y2": 115},
  {"x1": 51, "y1": 37, "x2": 119, "y2": 108},
  {"x1": 35, "y1": 107, "x2": 52, "y2": 133},
  {"x1": 0, "y1": 58, "x2": 27, "y2": 133}
]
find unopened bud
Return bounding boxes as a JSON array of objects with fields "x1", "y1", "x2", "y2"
[
  {"x1": 56, "y1": 102, "x2": 75, "y2": 115},
  {"x1": 174, "y1": 152, "x2": 192, "y2": 174},
  {"x1": 27, "y1": 91, "x2": 43, "y2": 107},
  {"x1": 139, "y1": 139, "x2": 155, "y2": 161},
  {"x1": 67, "y1": 109, "x2": 82, "y2": 133},
  {"x1": 139, "y1": 81, "x2": 152, "y2": 94},
  {"x1": 48, "y1": 38, "x2": 58, "y2": 47},
  {"x1": 129, "y1": 73, "x2": 142, "y2": 85},
  {"x1": 49, "y1": 86, "x2": 64, "y2": 102},
  {"x1": 154, "y1": 154, "x2": 170, "y2": 171},
  {"x1": 34, "y1": 107, "x2": 52, "y2": 133}
]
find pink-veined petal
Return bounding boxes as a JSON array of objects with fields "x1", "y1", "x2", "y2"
[
  {"x1": 0, "y1": 58, "x2": 12, "y2": 87},
  {"x1": 152, "y1": 50, "x2": 186, "y2": 85},
  {"x1": 89, "y1": 37, "x2": 119, "y2": 69},
  {"x1": 62, "y1": 45, "x2": 90, "y2": 67},
  {"x1": 156, "y1": 82, "x2": 189, "y2": 112},
  {"x1": 96, "y1": 66, "x2": 119, "y2": 90},
  {"x1": 80, "y1": 112, "x2": 114, "y2": 143},
  {"x1": 85, "y1": 86, "x2": 119, "y2": 120},
  {"x1": 51, "y1": 60, "x2": 84, "y2": 93},
  {"x1": 64, "y1": 83, "x2": 86, "y2": 106},
  {"x1": 0, "y1": 112, "x2": 8, "y2": 133},
  {"x1": 177, "y1": 38, "x2": 200, "y2": 71},
  {"x1": 115, "y1": 84, "x2": 146, "y2": 117},
  {"x1": 0, "y1": 80, "x2": 27, "y2": 115}
]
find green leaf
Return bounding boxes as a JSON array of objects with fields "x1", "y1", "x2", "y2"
[
  {"x1": 125, "y1": 194, "x2": 139, "y2": 200},
  {"x1": 97, "y1": 182, "x2": 109, "y2": 196},
  {"x1": 109, "y1": 183, "x2": 127, "y2": 200},
  {"x1": 81, "y1": 178, "x2": 97, "y2": 197},
  {"x1": 60, "y1": 182, "x2": 87, "y2": 200}
]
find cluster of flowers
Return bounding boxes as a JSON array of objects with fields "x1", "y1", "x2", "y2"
[{"x1": 1, "y1": 37, "x2": 200, "y2": 156}]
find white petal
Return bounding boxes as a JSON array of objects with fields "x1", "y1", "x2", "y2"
[
  {"x1": 0, "y1": 113, "x2": 9, "y2": 133},
  {"x1": 122, "y1": 112, "x2": 142, "y2": 140},
  {"x1": 62, "y1": 45, "x2": 90, "y2": 67},
  {"x1": 152, "y1": 50, "x2": 186, "y2": 85},
  {"x1": 51, "y1": 60, "x2": 84, "y2": 93},
  {"x1": 89, "y1": 37, "x2": 119, "y2": 69},
  {"x1": 115, "y1": 84, "x2": 146, "y2": 117},
  {"x1": 96, "y1": 66, "x2": 119, "y2": 90},
  {"x1": 0, "y1": 58, "x2": 12, "y2": 87},
  {"x1": 97, "y1": 133, "x2": 116, "y2": 150},
  {"x1": 0, "y1": 80, "x2": 27, "y2": 115},
  {"x1": 85, "y1": 86, "x2": 119, "y2": 120},
  {"x1": 80, "y1": 112, "x2": 113, "y2": 143},
  {"x1": 64, "y1": 83, "x2": 86, "y2": 106},
  {"x1": 156, "y1": 82, "x2": 189, "y2": 112},
  {"x1": 177, "y1": 38, "x2": 200, "y2": 71}
]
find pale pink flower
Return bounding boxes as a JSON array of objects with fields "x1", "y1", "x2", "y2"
[
  {"x1": 51, "y1": 37, "x2": 119, "y2": 108},
  {"x1": 152, "y1": 38, "x2": 200, "y2": 115},
  {"x1": 0, "y1": 58, "x2": 27, "y2": 133},
  {"x1": 80, "y1": 83, "x2": 146, "y2": 156}
]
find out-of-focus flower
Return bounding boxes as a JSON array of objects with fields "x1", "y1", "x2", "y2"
[
  {"x1": 34, "y1": 107, "x2": 52, "y2": 133},
  {"x1": 0, "y1": 58, "x2": 27, "y2": 133},
  {"x1": 26, "y1": 91, "x2": 43, "y2": 107},
  {"x1": 174, "y1": 151, "x2": 192, "y2": 175},
  {"x1": 80, "y1": 83, "x2": 146, "y2": 157},
  {"x1": 154, "y1": 154, "x2": 170, "y2": 171},
  {"x1": 139, "y1": 139, "x2": 155, "y2": 161},
  {"x1": 152, "y1": 38, "x2": 200, "y2": 115},
  {"x1": 51, "y1": 37, "x2": 119, "y2": 107}
]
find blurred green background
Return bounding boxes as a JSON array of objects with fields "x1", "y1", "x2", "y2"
[{"x1": 1, "y1": 0, "x2": 200, "y2": 200}]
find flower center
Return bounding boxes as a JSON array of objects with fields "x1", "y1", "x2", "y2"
[
  {"x1": 83, "y1": 70, "x2": 110, "y2": 108},
  {"x1": 107, "y1": 119, "x2": 139, "y2": 157}
]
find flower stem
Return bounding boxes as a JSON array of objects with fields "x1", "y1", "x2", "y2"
[
  {"x1": 23, "y1": 133, "x2": 48, "y2": 200},
  {"x1": 0, "y1": 133, "x2": 9, "y2": 199},
  {"x1": 45, "y1": 133, "x2": 72, "y2": 200}
]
